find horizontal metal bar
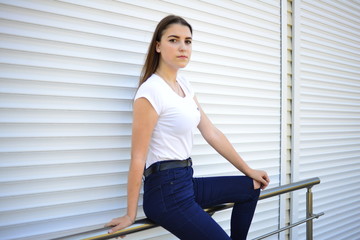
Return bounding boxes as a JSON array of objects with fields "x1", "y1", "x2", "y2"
[
  {"x1": 205, "y1": 177, "x2": 321, "y2": 215},
  {"x1": 259, "y1": 177, "x2": 320, "y2": 200},
  {"x1": 81, "y1": 221, "x2": 157, "y2": 240},
  {"x1": 252, "y1": 212, "x2": 324, "y2": 240},
  {"x1": 61, "y1": 177, "x2": 321, "y2": 240}
]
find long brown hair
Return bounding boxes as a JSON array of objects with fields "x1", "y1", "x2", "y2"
[{"x1": 138, "y1": 15, "x2": 193, "y2": 87}]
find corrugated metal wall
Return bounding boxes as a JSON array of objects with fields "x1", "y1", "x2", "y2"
[
  {"x1": 292, "y1": 0, "x2": 360, "y2": 239},
  {"x1": 0, "y1": 0, "x2": 282, "y2": 239}
]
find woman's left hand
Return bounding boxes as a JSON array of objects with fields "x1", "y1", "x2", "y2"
[{"x1": 247, "y1": 169, "x2": 270, "y2": 190}]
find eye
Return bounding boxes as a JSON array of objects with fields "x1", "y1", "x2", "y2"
[
  {"x1": 185, "y1": 40, "x2": 192, "y2": 44},
  {"x1": 169, "y1": 39, "x2": 177, "y2": 43}
]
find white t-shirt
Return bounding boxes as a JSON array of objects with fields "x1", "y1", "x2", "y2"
[{"x1": 134, "y1": 74, "x2": 201, "y2": 168}]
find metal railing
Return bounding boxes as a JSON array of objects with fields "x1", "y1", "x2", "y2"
[{"x1": 60, "y1": 177, "x2": 324, "y2": 240}]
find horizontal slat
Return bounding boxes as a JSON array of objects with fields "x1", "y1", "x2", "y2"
[
  {"x1": 0, "y1": 109, "x2": 133, "y2": 123},
  {"x1": 0, "y1": 197, "x2": 127, "y2": 226},
  {"x1": 0, "y1": 123, "x2": 131, "y2": 138},
  {"x1": 0, "y1": 94, "x2": 133, "y2": 110},
  {"x1": 0, "y1": 64, "x2": 139, "y2": 86},
  {"x1": 0, "y1": 79, "x2": 135, "y2": 99},
  {"x1": 0, "y1": 148, "x2": 130, "y2": 167},
  {"x1": 1, "y1": 173, "x2": 128, "y2": 196},
  {"x1": 0, "y1": 161, "x2": 129, "y2": 182},
  {"x1": 0, "y1": 185, "x2": 125, "y2": 211},
  {"x1": 0, "y1": 34, "x2": 145, "y2": 63},
  {"x1": 302, "y1": 1, "x2": 360, "y2": 32},
  {"x1": 112, "y1": 0, "x2": 280, "y2": 38},
  {"x1": 0, "y1": 19, "x2": 148, "y2": 53},
  {"x1": 0, "y1": 49, "x2": 141, "y2": 74},
  {"x1": 0, "y1": 2, "x2": 156, "y2": 34},
  {"x1": 0, "y1": 136, "x2": 131, "y2": 152}
]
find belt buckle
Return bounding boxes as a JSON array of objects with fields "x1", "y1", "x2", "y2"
[{"x1": 186, "y1": 158, "x2": 191, "y2": 167}]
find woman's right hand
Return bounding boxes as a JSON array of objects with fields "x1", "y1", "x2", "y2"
[
  {"x1": 247, "y1": 169, "x2": 270, "y2": 190},
  {"x1": 105, "y1": 215, "x2": 134, "y2": 236}
]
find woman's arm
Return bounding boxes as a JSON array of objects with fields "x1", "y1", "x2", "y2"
[
  {"x1": 105, "y1": 97, "x2": 158, "y2": 233},
  {"x1": 194, "y1": 96, "x2": 270, "y2": 189}
]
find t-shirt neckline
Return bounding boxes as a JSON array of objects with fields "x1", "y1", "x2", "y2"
[{"x1": 154, "y1": 74, "x2": 187, "y2": 99}]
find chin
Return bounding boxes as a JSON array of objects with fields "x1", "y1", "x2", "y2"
[{"x1": 178, "y1": 63, "x2": 189, "y2": 68}]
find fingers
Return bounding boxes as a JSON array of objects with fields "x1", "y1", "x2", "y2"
[
  {"x1": 105, "y1": 216, "x2": 133, "y2": 236},
  {"x1": 260, "y1": 172, "x2": 270, "y2": 189},
  {"x1": 110, "y1": 222, "x2": 129, "y2": 234},
  {"x1": 259, "y1": 180, "x2": 268, "y2": 190},
  {"x1": 253, "y1": 170, "x2": 270, "y2": 190},
  {"x1": 105, "y1": 217, "x2": 120, "y2": 228},
  {"x1": 104, "y1": 219, "x2": 115, "y2": 228},
  {"x1": 253, "y1": 179, "x2": 261, "y2": 189},
  {"x1": 264, "y1": 173, "x2": 270, "y2": 183},
  {"x1": 248, "y1": 169, "x2": 270, "y2": 190},
  {"x1": 104, "y1": 220, "x2": 120, "y2": 234},
  {"x1": 109, "y1": 224, "x2": 123, "y2": 234}
]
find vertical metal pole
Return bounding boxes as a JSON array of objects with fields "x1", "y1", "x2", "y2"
[{"x1": 306, "y1": 187, "x2": 313, "y2": 240}]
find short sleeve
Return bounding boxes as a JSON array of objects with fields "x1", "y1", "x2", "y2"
[{"x1": 134, "y1": 80, "x2": 162, "y2": 115}]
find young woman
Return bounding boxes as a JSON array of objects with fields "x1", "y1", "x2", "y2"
[{"x1": 106, "y1": 15, "x2": 270, "y2": 240}]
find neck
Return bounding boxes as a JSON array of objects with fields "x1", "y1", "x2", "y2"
[{"x1": 156, "y1": 63, "x2": 178, "y2": 83}]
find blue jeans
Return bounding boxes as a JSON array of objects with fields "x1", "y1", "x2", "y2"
[{"x1": 143, "y1": 161, "x2": 260, "y2": 240}]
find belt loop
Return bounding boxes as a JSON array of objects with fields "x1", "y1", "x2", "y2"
[{"x1": 155, "y1": 161, "x2": 161, "y2": 172}]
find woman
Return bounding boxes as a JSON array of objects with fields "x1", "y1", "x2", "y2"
[{"x1": 106, "y1": 15, "x2": 270, "y2": 240}]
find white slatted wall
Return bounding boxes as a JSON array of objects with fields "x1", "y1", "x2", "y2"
[
  {"x1": 0, "y1": 0, "x2": 282, "y2": 239},
  {"x1": 292, "y1": 0, "x2": 360, "y2": 239}
]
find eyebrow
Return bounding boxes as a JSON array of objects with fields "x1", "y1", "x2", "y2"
[{"x1": 167, "y1": 35, "x2": 192, "y2": 39}]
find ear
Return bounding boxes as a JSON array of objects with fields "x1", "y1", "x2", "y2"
[{"x1": 156, "y1": 41, "x2": 161, "y2": 53}]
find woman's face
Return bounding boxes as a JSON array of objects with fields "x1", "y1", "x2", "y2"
[{"x1": 156, "y1": 23, "x2": 192, "y2": 70}]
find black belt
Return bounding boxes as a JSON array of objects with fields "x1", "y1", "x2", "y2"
[{"x1": 144, "y1": 158, "x2": 192, "y2": 178}]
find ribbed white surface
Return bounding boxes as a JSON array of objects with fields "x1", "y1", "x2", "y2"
[
  {"x1": 0, "y1": 0, "x2": 281, "y2": 239},
  {"x1": 292, "y1": 0, "x2": 360, "y2": 239}
]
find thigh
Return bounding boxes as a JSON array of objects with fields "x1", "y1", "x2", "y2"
[
  {"x1": 143, "y1": 167, "x2": 230, "y2": 240},
  {"x1": 193, "y1": 175, "x2": 259, "y2": 208},
  {"x1": 159, "y1": 201, "x2": 231, "y2": 240}
]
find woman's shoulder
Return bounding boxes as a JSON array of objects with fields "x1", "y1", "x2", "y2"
[
  {"x1": 137, "y1": 74, "x2": 163, "y2": 93},
  {"x1": 134, "y1": 74, "x2": 165, "y2": 114},
  {"x1": 135, "y1": 74, "x2": 164, "y2": 99},
  {"x1": 140, "y1": 74, "x2": 162, "y2": 88}
]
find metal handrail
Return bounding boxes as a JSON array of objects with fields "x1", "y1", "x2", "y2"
[{"x1": 58, "y1": 177, "x2": 323, "y2": 240}]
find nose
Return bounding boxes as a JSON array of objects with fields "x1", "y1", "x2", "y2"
[{"x1": 179, "y1": 41, "x2": 186, "y2": 51}]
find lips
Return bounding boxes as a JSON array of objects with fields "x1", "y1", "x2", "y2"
[{"x1": 177, "y1": 55, "x2": 188, "y2": 59}]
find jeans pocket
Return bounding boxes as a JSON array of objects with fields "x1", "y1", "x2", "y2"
[{"x1": 143, "y1": 185, "x2": 167, "y2": 220}]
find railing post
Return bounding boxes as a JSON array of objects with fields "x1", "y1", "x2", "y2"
[{"x1": 306, "y1": 187, "x2": 313, "y2": 240}]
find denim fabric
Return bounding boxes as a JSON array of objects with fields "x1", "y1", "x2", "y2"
[{"x1": 143, "y1": 162, "x2": 260, "y2": 240}]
